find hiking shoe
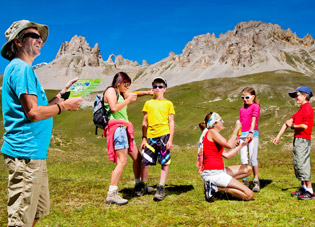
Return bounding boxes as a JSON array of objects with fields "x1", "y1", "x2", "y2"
[
  {"x1": 298, "y1": 191, "x2": 315, "y2": 200},
  {"x1": 252, "y1": 180, "x2": 260, "y2": 192},
  {"x1": 204, "y1": 180, "x2": 215, "y2": 202},
  {"x1": 134, "y1": 182, "x2": 154, "y2": 197},
  {"x1": 242, "y1": 178, "x2": 250, "y2": 187},
  {"x1": 106, "y1": 190, "x2": 128, "y2": 205},
  {"x1": 154, "y1": 185, "x2": 166, "y2": 201},
  {"x1": 290, "y1": 188, "x2": 305, "y2": 197}
]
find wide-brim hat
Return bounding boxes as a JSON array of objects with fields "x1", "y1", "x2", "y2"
[
  {"x1": 152, "y1": 77, "x2": 167, "y2": 87},
  {"x1": 1, "y1": 20, "x2": 48, "y2": 60}
]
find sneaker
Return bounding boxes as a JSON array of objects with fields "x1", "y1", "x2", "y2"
[
  {"x1": 252, "y1": 180, "x2": 260, "y2": 192},
  {"x1": 204, "y1": 180, "x2": 215, "y2": 202},
  {"x1": 290, "y1": 187, "x2": 305, "y2": 197},
  {"x1": 242, "y1": 178, "x2": 249, "y2": 187},
  {"x1": 106, "y1": 190, "x2": 128, "y2": 205},
  {"x1": 298, "y1": 191, "x2": 315, "y2": 200},
  {"x1": 134, "y1": 182, "x2": 155, "y2": 197},
  {"x1": 154, "y1": 185, "x2": 166, "y2": 201}
]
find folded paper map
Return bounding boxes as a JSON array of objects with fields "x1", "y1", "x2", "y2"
[{"x1": 68, "y1": 79, "x2": 102, "y2": 98}]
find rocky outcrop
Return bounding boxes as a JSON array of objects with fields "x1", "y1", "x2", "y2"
[
  {"x1": 55, "y1": 35, "x2": 102, "y2": 67},
  {"x1": 105, "y1": 54, "x2": 139, "y2": 67}
]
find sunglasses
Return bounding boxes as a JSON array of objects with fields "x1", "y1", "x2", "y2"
[
  {"x1": 153, "y1": 85, "x2": 166, "y2": 89},
  {"x1": 23, "y1": 32, "x2": 42, "y2": 40},
  {"x1": 293, "y1": 92, "x2": 302, "y2": 98},
  {"x1": 241, "y1": 95, "x2": 253, "y2": 100},
  {"x1": 124, "y1": 83, "x2": 130, "y2": 88}
]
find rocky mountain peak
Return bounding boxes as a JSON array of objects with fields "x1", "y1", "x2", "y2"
[{"x1": 55, "y1": 35, "x2": 103, "y2": 67}]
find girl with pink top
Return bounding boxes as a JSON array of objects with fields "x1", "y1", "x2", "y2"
[{"x1": 239, "y1": 87, "x2": 261, "y2": 192}]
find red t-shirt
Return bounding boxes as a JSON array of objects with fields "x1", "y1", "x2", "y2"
[
  {"x1": 203, "y1": 131, "x2": 224, "y2": 170},
  {"x1": 292, "y1": 102, "x2": 314, "y2": 140}
]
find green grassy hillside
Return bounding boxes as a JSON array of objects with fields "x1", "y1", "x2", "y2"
[
  {"x1": 40, "y1": 70, "x2": 315, "y2": 152},
  {"x1": 0, "y1": 70, "x2": 315, "y2": 226}
]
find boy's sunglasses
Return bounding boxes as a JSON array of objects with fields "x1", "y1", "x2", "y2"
[
  {"x1": 153, "y1": 85, "x2": 166, "y2": 89},
  {"x1": 293, "y1": 92, "x2": 302, "y2": 98},
  {"x1": 124, "y1": 83, "x2": 130, "y2": 87},
  {"x1": 241, "y1": 95, "x2": 253, "y2": 100},
  {"x1": 22, "y1": 32, "x2": 42, "y2": 40}
]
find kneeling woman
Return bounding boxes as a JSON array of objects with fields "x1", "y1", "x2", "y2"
[{"x1": 198, "y1": 112, "x2": 254, "y2": 201}]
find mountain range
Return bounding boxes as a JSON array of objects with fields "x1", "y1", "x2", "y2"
[{"x1": 35, "y1": 20, "x2": 315, "y2": 91}]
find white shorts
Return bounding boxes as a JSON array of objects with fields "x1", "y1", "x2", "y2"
[
  {"x1": 240, "y1": 136, "x2": 259, "y2": 166},
  {"x1": 201, "y1": 169, "x2": 232, "y2": 188}
]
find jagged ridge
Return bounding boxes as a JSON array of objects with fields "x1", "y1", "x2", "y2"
[{"x1": 35, "y1": 21, "x2": 315, "y2": 91}]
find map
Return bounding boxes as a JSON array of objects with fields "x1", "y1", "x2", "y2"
[{"x1": 68, "y1": 79, "x2": 102, "y2": 98}]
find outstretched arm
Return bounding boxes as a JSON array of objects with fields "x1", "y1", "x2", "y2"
[
  {"x1": 273, "y1": 120, "x2": 291, "y2": 145},
  {"x1": 222, "y1": 137, "x2": 250, "y2": 159},
  {"x1": 129, "y1": 90, "x2": 154, "y2": 97}
]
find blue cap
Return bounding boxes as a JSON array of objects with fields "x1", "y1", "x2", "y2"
[{"x1": 288, "y1": 86, "x2": 313, "y2": 98}]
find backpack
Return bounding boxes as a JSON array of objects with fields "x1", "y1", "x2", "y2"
[{"x1": 93, "y1": 88, "x2": 119, "y2": 135}]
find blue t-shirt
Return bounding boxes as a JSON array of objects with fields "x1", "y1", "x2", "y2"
[{"x1": 1, "y1": 58, "x2": 53, "y2": 159}]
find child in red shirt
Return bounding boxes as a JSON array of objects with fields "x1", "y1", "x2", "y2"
[{"x1": 273, "y1": 86, "x2": 314, "y2": 200}]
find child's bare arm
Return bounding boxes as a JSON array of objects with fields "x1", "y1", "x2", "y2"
[
  {"x1": 131, "y1": 90, "x2": 154, "y2": 97},
  {"x1": 167, "y1": 114, "x2": 175, "y2": 150},
  {"x1": 140, "y1": 112, "x2": 148, "y2": 150},
  {"x1": 273, "y1": 122, "x2": 289, "y2": 145}
]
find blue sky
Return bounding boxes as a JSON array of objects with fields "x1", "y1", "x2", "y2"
[{"x1": 1, "y1": 0, "x2": 314, "y2": 73}]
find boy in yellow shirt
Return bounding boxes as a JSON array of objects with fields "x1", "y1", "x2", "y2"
[{"x1": 138, "y1": 77, "x2": 175, "y2": 201}]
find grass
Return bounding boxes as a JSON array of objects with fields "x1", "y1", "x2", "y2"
[{"x1": 0, "y1": 70, "x2": 315, "y2": 226}]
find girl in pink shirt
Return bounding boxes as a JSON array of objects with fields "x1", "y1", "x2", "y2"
[{"x1": 239, "y1": 87, "x2": 261, "y2": 192}]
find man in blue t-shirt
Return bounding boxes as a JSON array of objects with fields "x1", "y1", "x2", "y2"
[{"x1": 1, "y1": 20, "x2": 83, "y2": 227}]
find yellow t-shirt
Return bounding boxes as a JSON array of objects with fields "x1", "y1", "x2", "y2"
[{"x1": 142, "y1": 99, "x2": 175, "y2": 138}]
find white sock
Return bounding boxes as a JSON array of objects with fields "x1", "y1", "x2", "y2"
[
  {"x1": 135, "y1": 178, "x2": 141, "y2": 184},
  {"x1": 306, "y1": 188, "x2": 314, "y2": 194},
  {"x1": 301, "y1": 185, "x2": 306, "y2": 190},
  {"x1": 109, "y1": 185, "x2": 118, "y2": 192}
]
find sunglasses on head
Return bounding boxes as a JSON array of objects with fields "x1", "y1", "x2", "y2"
[
  {"x1": 153, "y1": 85, "x2": 165, "y2": 89},
  {"x1": 22, "y1": 32, "x2": 42, "y2": 40},
  {"x1": 241, "y1": 95, "x2": 253, "y2": 100}
]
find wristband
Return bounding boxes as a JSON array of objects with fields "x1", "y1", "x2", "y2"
[
  {"x1": 142, "y1": 136, "x2": 147, "y2": 139},
  {"x1": 56, "y1": 103, "x2": 61, "y2": 115},
  {"x1": 291, "y1": 124, "x2": 294, "y2": 129}
]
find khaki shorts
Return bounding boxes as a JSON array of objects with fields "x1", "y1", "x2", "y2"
[
  {"x1": 3, "y1": 154, "x2": 50, "y2": 227},
  {"x1": 293, "y1": 138, "x2": 311, "y2": 181}
]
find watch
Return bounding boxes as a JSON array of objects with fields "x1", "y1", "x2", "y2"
[
  {"x1": 291, "y1": 124, "x2": 294, "y2": 129},
  {"x1": 249, "y1": 130, "x2": 254, "y2": 134}
]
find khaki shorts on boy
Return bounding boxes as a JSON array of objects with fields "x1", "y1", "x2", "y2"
[
  {"x1": 4, "y1": 154, "x2": 50, "y2": 227},
  {"x1": 293, "y1": 138, "x2": 311, "y2": 181},
  {"x1": 142, "y1": 134, "x2": 171, "y2": 166}
]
